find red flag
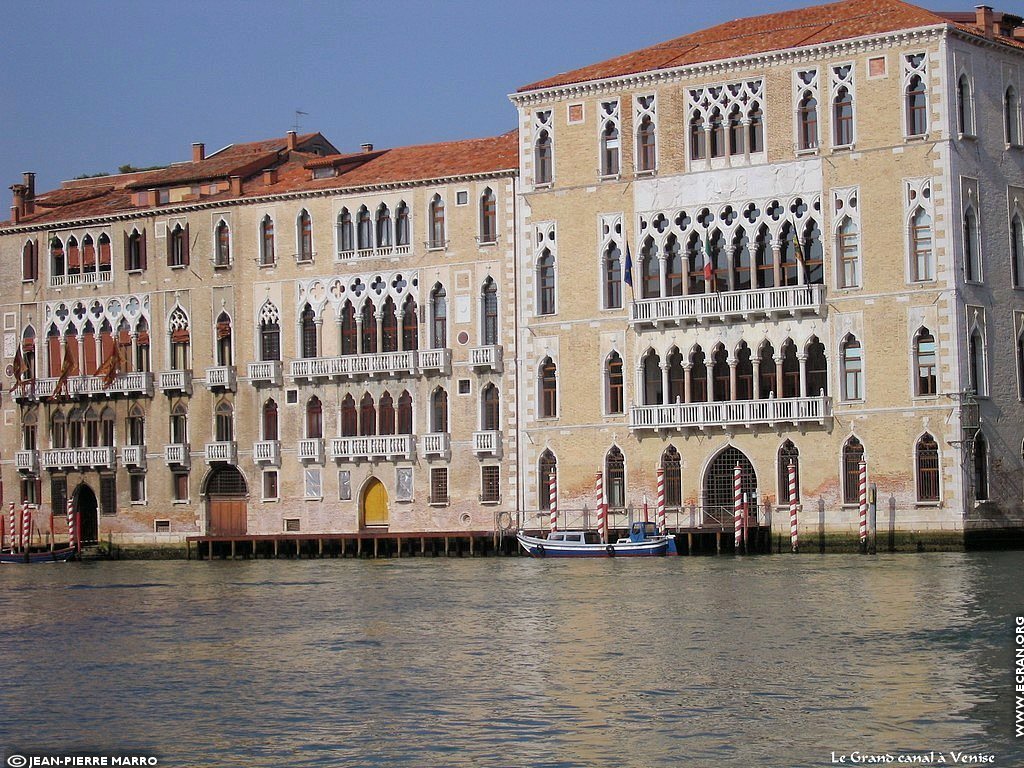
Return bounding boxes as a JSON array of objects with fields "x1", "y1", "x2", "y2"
[
  {"x1": 95, "y1": 343, "x2": 124, "y2": 388},
  {"x1": 703, "y1": 234, "x2": 715, "y2": 287},
  {"x1": 8, "y1": 346, "x2": 23, "y2": 394},
  {"x1": 51, "y1": 344, "x2": 75, "y2": 400}
]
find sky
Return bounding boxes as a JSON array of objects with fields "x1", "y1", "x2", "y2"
[{"x1": 0, "y1": 0, "x2": 974, "y2": 197}]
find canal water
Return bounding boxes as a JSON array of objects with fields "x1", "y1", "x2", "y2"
[{"x1": 1, "y1": 552, "x2": 1022, "y2": 768}]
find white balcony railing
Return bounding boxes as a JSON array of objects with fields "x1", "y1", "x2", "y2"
[
  {"x1": 469, "y1": 345, "x2": 503, "y2": 372},
  {"x1": 120, "y1": 445, "x2": 146, "y2": 468},
  {"x1": 297, "y1": 438, "x2": 325, "y2": 463},
  {"x1": 421, "y1": 432, "x2": 450, "y2": 459},
  {"x1": 630, "y1": 283, "x2": 826, "y2": 327},
  {"x1": 253, "y1": 440, "x2": 281, "y2": 466},
  {"x1": 205, "y1": 366, "x2": 237, "y2": 391},
  {"x1": 158, "y1": 370, "x2": 192, "y2": 395},
  {"x1": 629, "y1": 395, "x2": 833, "y2": 430},
  {"x1": 247, "y1": 360, "x2": 283, "y2": 386},
  {"x1": 472, "y1": 430, "x2": 501, "y2": 456},
  {"x1": 418, "y1": 348, "x2": 451, "y2": 376},
  {"x1": 27, "y1": 372, "x2": 153, "y2": 400},
  {"x1": 290, "y1": 351, "x2": 416, "y2": 381},
  {"x1": 204, "y1": 441, "x2": 237, "y2": 464},
  {"x1": 49, "y1": 269, "x2": 113, "y2": 288},
  {"x1": 14, "y1": 450, "x2": 39, "y2": 472},
  {"x1": 330, "y1": 435, "x2": 415, "y2": 462},
  {"x1": 41, "y1": 446, "x2": 116, "y2": 470},
  {"x1": 336, "y1": 244, "x2": 411, "y2": 262},
  {"x1": 164, "y1": 443, "x2": 190, "y2": 467}
]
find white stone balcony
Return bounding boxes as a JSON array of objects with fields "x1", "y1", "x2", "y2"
[
  {"x1": 629, "y1": 395, "x2": 833, "y2": 431},
  {"x1": 336, "y1": 244, "x2": 411, "y2": 261},
  {"x1": 247, "y1": 360, "x2": 283, "y2": 387},
  {"x1": 630, "y1": 284, "x2": 826, "y2": 328},
  {"x1": 120, "y1": 445, "x2": 146, "y2": 469},
  {"x1": 297, "y1": 438, "x2": 325, "y2": 464},
  {"x1": 418, "y1": 348, "x2": 451, "y2": 376},
  {"x1": 290, "y1": 351, "x2": 417, "y2": 381},
  {"x1": 27, "y1": 372, "x2": 153, "y2": 400},
  {"x1": 469, "y1": 345, "x2": 503, "y2": 372},
  {"x1": 472, "y1": 430, "x2": 502, "y2": 457},
  {"x1": 421, "y1": 432, "x2": 450, "y2": 459},
  {"x1": 253, "y1": 440, "x2": 281, "y2": 466},
  {"x1": 49, "y1": 269, "x2": 113, "y2": 288},
  {"x1": 41, "y1": 446, "x2": 116, "y2": 470},
  {"x1": 330, "y1": 435, "x2": 415, "y2": 462},
  {"x1": 158, "y1": 370, "x2": 192, "y2": 395},
  {"x1": 204, "y1": 365, "x2": 236, "y2": 391},
  {"x1": 164, "y1": 443, "x2": 190, "y2": 467},
  {"x1": 204, "y1": 441, "x2": 237, "y2": 464},
  {"x1": 15, "y1": 450, "x2": 39, "y2": 473}
]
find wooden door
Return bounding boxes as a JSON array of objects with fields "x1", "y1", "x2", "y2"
[
  {"x1": 362, "y1": 479, "x2": 389, "y2": 528},
  {"x1": 209, "y1": 499, "x2": 247, "y2": 535}
]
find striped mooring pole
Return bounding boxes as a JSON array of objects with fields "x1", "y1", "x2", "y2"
[
  {"x1": 733, "y1": 462, "x2": 743, "y2": 553},
  {"x1": 788, "y1": 459, "x2": 799, "y2": 553},
  {"x1": 858, "y1": 459, "x2": 868, "y2": 548},
  {"x1": 548, "y1": 472, "x2": 558, "y2": 533},
  {"x1": 0, "y1": 508, "x2": 4, "y2": 551},
  {"x1": 67, "y1": 497, "x2": 77, "y2": 550},
  {"x1": 595, "y1": 471, "x2": 607, "y2": 543},
  {"x1": 21, "y1": 502, "x2": 31, "y2": 551},
  {"x1": 656, "y1": 468, "x2": 667, "y2": 532},
  {"x1": 8, "y1": 501, "x2": 16, "y2": 551}
]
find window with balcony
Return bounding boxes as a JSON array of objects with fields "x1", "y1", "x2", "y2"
[
  {"x1": 357, "y1": 206, "x2": 372, "y2": 250},
  {"x1": 914, "y1": 328, "x2": 937, "y2": 396},
  {"x1": 341, "y1": 394, "x2": 357, "y2": 437},
  {"x1": 395, "y1": 201, "x2": 410, "y2": 247},
  {"x1": 806, "y1": 337, "x2": 827, "y2": 397},
  {"x1": 837, "y1": 217, "x2": 860, "y2": 288},
  {"x1": 216, "y1": 312, "x2": 232, "y2": 367},
  {"x1": 915, "y1": 433, "x2": 939, "y2": 502},
  {"x1": 126, "y1": 228, "x2": 147, "y2": 271},
  {"x1": 429, "y1": 195, "x2": 445, "y2": 248},
  {"x1": 398, "y1": 390, "x2": 413, "y2": 435},
  {"x1": 480, "y1": 189, "x2": 497, "y2": 244},
  {"x1": 297, "y1": 209, "x2": 313, "y2": 262},
  {"x1": 262, "y1": 399, "x2": 278, "y2": 441},
  {"x1": 840, "y1": 335, "x2": 863, "y2": 401},
  {"x1": 1011, "y1": 214, "x2": 1024, "y2": 288},
  {"x1": 359, "y1": 392, "x2": 376, "y2": 436},
  {"x1": 306, "y1": 396, "x2": 323, "y2": 439},
  {"x1": 167, "y1": 223, "x2": 189, "y2": 267},
  {"x1": 124, "y1": 405, "x2": 145, "y2": 447},
  {"x1": 50, "y1": 236, "x2": 66, "y2": 280},
  {"x1": 605, "y1": 446, "x2": 626, "y2": 509},
  {"x1": 431, "y1": 387, "x2": 448, "y2": 433},
  {"x1": 168, "y1": 308, "x2": 191, "y2": 371},
  {"x1": 1006, "y1": 86, "x2": 1021, "y2": 146},
  {"x1": 379, "y1": 391, "x2": 396, "y2": 435},
  {"x1": 481, "y1": 384, "x2": 499, "y2": 431},
  {"x1": 376, "y1": 204, "x2": 392, "y2": 249},
  {"x1": 842, "y1": 436, "x2": 864, "y2": 504},
  {"x1": 480, "y1": 278, "x2": 499, "y2": 345},
  {"x1": 215, "y1": 400, "x2": 234, "y2": 442},
  {"x1": 259, "y1": 302, "x2": 281, "y2": 362},
  {"x1": 381, "y1": 297, "x2": 399, "y2": 353},
  {"x1": 540, "y1": 358, "x2": 557, "y2": 418},
  {"x1": 300, "y1": 304, "x2": 317, "y2": 359},
  {"x1": 360, "y1": 300, "x2": 377, "y2": 354},
  {"x1": 538, "y1": 450, "x2": 557, "y2": 511},
  {"x1": 778, "y1": 440, "x2": 800, "y2": 504},
  {"x1": 431, "y1": 284, "x2": 447, "y2": 348},
  {"x1": 974, "y1": 432, "x2": 989, "y2": 501},
  {"x1": 22, "y1": 238, "x2": 38, "y2": 281},
  {"x1": 963, "y1": 207, "x2": 982, "y2": 282},
  {"x1": 401, "y1": 297, "x2": 418, "y2": 351},
  {"x1": 170, "y1": 402, "x2": 188, "y2": 444},
  {"x1": 606, "y1": 352, "x2": 624, "y2": 415},
  {"x1": 957, "y1": 73, "x2": 974, "y2": 136},
  {"x1": 337, "y1": 208, "x2": 354, "y2": 254}
]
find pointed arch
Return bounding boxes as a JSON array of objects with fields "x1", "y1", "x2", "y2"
[
  {"x1": 642, "y1": 348, "x2": 663, "y2": 405},
  {"x1": 341, "y1": 394, "x2": 358, "y2": 437},
  {"x1": 662, "y1": 445, "x2": 682, "y2": 508},
  {"x1": 337, "y1": 207, "x2": 354, "y2": 254},
  {"x1": 842, "y1": 435, "x2": 865, "y2": 504},
  {"x1": 605, "y1": 445, "x2": 626, "y2": 510},
  {"x1": 481, "y1": 383, "x2": 500, "y2": 431},
  {"x1": 605, "y1": 350, "x2": 624, "y2": 414},
  {"x1": 430, "y1": 386, "x2": 448, "y2": 433},
  {"x1": 258, "y1": 300, "x2": 281, "y2": 362},
  {"x1": 297, "y1": 208, "x2": 313, "y2": 262},
  {"x1": 379, "y1": 391, "x2": 396, "y2": 435},
  {"x1": 376, "y1": 203, "x2": 392, "y2": 249},
  {"x1": 215, "y1": 218, "x2": 231, "y2": 266},
  {"x1": 262, "y1": 398, "x2": 279, "y2": 441},
  {"x1": 215, "y1": 399, "x2": 234, "y2": 442},
  {"x1": 702, "y1": 445, "x2": 756, "y2": 516},
  {"x1": 359, "y1": 392, "x2": 376, "y2": 437},
  {"x1": 538, "y1": 450, "x2": 557, "y2": 511},
  {"x1": 479, "y1": 188, "x2": 497, "y2": 244},
  {"x1": 915, "y1": 433, "x2": 940, "y2": 502},
  {"x1": 778, "y1": 440, "x2": 800, "y2": 504},
  {"x1": 481, "y1": 277, "x2": 499, "y2": 345}
]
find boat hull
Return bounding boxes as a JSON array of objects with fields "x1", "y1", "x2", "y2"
[
  {"x1": 516, "y1": 532, "x2": 672, "y2": 558},
  {"x1": 0, "y1": 547, "x2": 78, "y2": 564}
]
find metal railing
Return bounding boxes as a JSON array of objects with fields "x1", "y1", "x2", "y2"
[
  {"x1": 630, "y1": 283, "x2": 826, "y2": 326},
  {"x1": 630, "y1": 394, "x2": 832, "y2": 430}
]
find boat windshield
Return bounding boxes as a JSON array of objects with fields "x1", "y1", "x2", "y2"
[{"x1": 584, "y1": 531, "x2": 602, "y2": 544}]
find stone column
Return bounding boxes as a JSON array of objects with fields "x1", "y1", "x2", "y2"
[{"x1": 798, "y1": 353, "x2": 808, "y2": 398}]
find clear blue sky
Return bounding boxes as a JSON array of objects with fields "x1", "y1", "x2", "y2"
[{"x1": 0, "y1": 0, "x2": 972, "y2": 196}]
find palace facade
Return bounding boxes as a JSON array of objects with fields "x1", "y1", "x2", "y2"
[{"x1": 2, "y1": 0, "x2": 1023, "y2": 544}]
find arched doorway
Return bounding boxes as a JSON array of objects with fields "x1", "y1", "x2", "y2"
[
  {"x1": 703, "y1": 446, "x2": 757, "y2": 523},
  {"x1": 361, "y1": 477, "x2": 389, "y2": 528},
  {"x1": 204, "y1": 465, "x2": 248, "y2": 536},
  {"x1": 73, "y1": 483, "x2": 99, "y2": 543}
]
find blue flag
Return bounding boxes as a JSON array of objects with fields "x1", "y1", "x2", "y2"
[{"x1": 623, "y1": 242, "x2": 633, "y2": 292}]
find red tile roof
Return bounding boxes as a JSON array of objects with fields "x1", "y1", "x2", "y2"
[{"x1": 517, "y1": 0, "x2": 1021, "y2": 93}]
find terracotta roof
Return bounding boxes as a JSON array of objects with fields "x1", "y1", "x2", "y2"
[{"x1": 517, "y1": 0, "x2": 1019, "y2": 93}]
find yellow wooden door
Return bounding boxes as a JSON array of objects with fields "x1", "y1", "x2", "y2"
[{"x1": 362, "y1": 479, "x2": 389, "y2": 527}]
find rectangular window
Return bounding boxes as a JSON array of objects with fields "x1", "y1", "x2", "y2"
[
  {"x1": 481, "y1": 466, "x2": 500, "y2": 503},
  {"x1": 130, "y1": 473, "x2": 146, "y2": 503},
  {"x1": 51, "y1": 477, "x2": 67, "y2": 517},
  {"x1": 21, "y1": 476, "x2": 41, "y2": 506},
  {"x1": 263, "y1": 470, "x2": 279, "y2": 500},
  {"x1": 154, "y1": 519, "x2": 170, "y2": 533},
  {"x1": 172, "y1": 471, "x2": 189, "y2": 502},
  {"x1": 304, "y1": 468, "x2": 322, "y2": 499},
  {"x1": 338, "y1": 470, "x2": 352, "y2": 500},
  {"x1": 99, "y1": 475, "x2": 116, "y2": 516},
  {"x1": 430, "y1": 467, "x2": 448, "y2": 504},
  {"x1": 917, "y1": 446, "x2": 940, "y2": 502}
]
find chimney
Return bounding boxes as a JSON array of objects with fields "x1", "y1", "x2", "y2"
[
  {"x1": 22, "y1": 172, "x2": 35, "y2": 199},
  {"x1": 361, "y1": 143, "x2": 374, "y2": 154},
  {"x1": 192, "y1": 142, "x2": 205, "y2": 162},
  {"x1": 262, "y1": 168, "x2": 278, "y2": 185},
  {"x1": 10, "y1": 183, "x2": 27, "y2": 223},
  {"x1": 976, "y1": 5, "x2": 994, "y2": 38},
  {"x1": 230, "y1": 175, "x2": 242, "y2": 196},
  {"x1": 286, "y1": 131, "x2": 298, "y2": 151}
]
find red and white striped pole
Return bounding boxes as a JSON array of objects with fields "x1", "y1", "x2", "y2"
[
  {"x1": 733, "y1": 462, "x2": 743, "y2": 553},
  {"x1": 858, "y1": 459, "x2": 868, "y2": 548},
  {"x1": 656, "y1": 467, "x2": 667, "y2": 532},
  {"x1": 67, "y1": 497, "x2": 77, "y2": 551},
  {"x1": 21, "y1": 502, "x2": 31, "y2": 552},
  {"x1": 8, "y1": 501, "x2": 16, "y2": 552},
  {"x1": 548, "y1": 472, "x2": 558, "y2": 533},
  {"x1": 595, "y1": 471, "x2": 607, "y2": 543},
  {"x1": 788, "y1": 459, "x2": 799, "y2": 553},
  {"x1": 0, "y1": 510, "x2": 5, "y2": 551}
]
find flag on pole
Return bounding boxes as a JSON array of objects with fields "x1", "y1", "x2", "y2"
[
  {"x1": 623, "y1": 241, "x2": 634, "y2": 294},
  {"x1": 8, "y1": 346, "x2": 23, "y2": 394},
  {"x1": 51, "y1": 344, "x2": 75, "y2": 400},
  {"x1": 703, "y1": 233, "x2": 715, "y2": 289},
  {"x1": 792, "y1": 231, "x2": 809, "y2": 283},
  {"x1": 95, "y1": 342, "x2": 125, "y2": 388}
]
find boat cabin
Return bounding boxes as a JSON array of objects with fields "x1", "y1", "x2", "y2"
[
  {"x1": 626, "y1": 522, "x2": 663, "y2": 542},
  {"x1": 546, "y1": 531, "x2": 602, "y2": 544}
]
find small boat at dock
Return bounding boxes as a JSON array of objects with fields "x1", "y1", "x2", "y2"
[
  {"x1": 517, "y1": 521, "x2": 678, "y2": 558},
  {"x1": 0, "y1": 546, "x2": 78, "y2": 564}
]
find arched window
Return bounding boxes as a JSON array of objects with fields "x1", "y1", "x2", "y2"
[
  {"x1": 748, "y1": 102, "x2": 764, "y2": 153},
  {"x1": 539, "y1": 450, "x2": 557, "y2": 511},
  {"x1": 479, "y1": 189, "x2": 496, "y2": 244},
  {"x1": 690, "y1": 114, "x2": 706, "y2": 160},
  {"x1": 606, "y1": 352, "x2": 624, "y2": 414},
  {"x1": 605, "y1": 446, "x2": 626, "y2": 509},
  {"x1": 1006, "y1": 86, "x2": 1021, "y2": 146},
  {"x1": 781, "y1": 339, "x2": 800, "y2": 398},
  {"x1": 379, "y1": 391, "x2": 396, "y2": 435},
  {"x1": 481, "y1": 384, "x2": 500, "y2": 431},
  {"x1": 802, "y1": 220, "x2": 824, "y2": 284},
  {"x1": 969, "y1": 328, "x2": 986, "y2": 395},
  {"x1": 662, "y1": 446, "x2": 682, "y2": 508},
  {"x1": 482, "y1": 278, "x2": 499, "y2": 345},
  {"x1": 84, "y1": 407, "x2": 100, "y2": 447},
  {"x1": 755, "y1": 226, "x2": 775, "y2": 289},
  {"x1": 300, "y1": 304, "x2": 317, "y2": 359},
  {"x1": 68, "y1": 407, "x2": 84, "y2": 448},
  {"x1": 779, "y1": 223, "x2": 799, "y2": 287},
  {"x1": 359, "y1": 393, "x2": 375, "y2": 437},
  {"x1": 906, "y1": 74, "x2": 927, "y2": 136},
  {"x1": 98, "y1": 233, "x2": 111, "y2": 273},
  {"x1": 778, "y1": 440, "x2": 800, "y2": 504},
  {"x1": 431, "y1": 285, "x2": 447, "y2": 348},
  {"x1": 711, "y1": 345, "x2": 730, "y2": 402},
  {"x1": 297, "y1": 209, "x2": 313, "y2": 262},
  {"x1": 833, "y1": 86, "x2": 854, "y2": 146},
  {"x1": 81, "y1": 234, "x2": 96, "y2": 272},
  {"x1": 395, "y1": 202, "x2": 410, "y2": 247},
  {"x1": 168, "y1": 224, "x2": 189, "y2": 267},
  {"x1": 51, "y1": 410, "x2": 67, "y2": 449},
  {"x1": 690, "y1": 345, "x2": 707, "y2": 402},
  {"x1": 640, "y1": 237, "x2": 660, "y2": 299},
  {"x1": 732, "y1": 230, "x2": 751, "y2": 292},
  {"x1": 1018, "y1": 330, "x2": 1024, "y2": 401},
  {"x1": 727, "y1": 106, "x2": 744, "y2": 155},
  {"x1": 215, "y1": 220, "x2": 231, "y2": 266},
  {"x1": 957, "y1": 74, "x2": 973, "y2": 136},
  {"x1": 429, "y1": 195, "x2": 445, "y2": 248},
  {"x1": 709, "y1": 109, "x2": 725, "y2": 157},
  {"x1": 53, "y1": 236, "x2": 68, "y2": 276},
  {"x1": 100, "y1": 407, "x2": 115, "y2": 447},
  {"x1": 357, "y1": 206, "x2": 372, "y2": 251},
  {"x1": 215, "y1": 400, "x2": 234, "y2": 442},
  {"x1": 431, "y1": 388, "x2": 448, "y2": 433},
  {"x1": 215, "y1": 312, "x2": 232, "y2": 367},
  {"x1": 381, "y1": 297, "x2": 398, "y2": 353},
  {"x1": 127, "y1": 404, "x2": 145, "y2": 446},
  {"x1": 963, "y1": 207, "x2": 981, "y2": 282},
  {"x1": 840, "y1": 335, "x2": 863, "y2": 401},
  {"x1": 340, "y1": 301, "x2": 358, "y2": 356},
  {"x1": 637, "y1": 116, "x2": 656, "y2": 171},
  {"x1": 806, "y1": 337, "x2": 827, "y2": 397},
  {"x1": 168, "y1": 308, "x2": 190, "y2": 370},
  {"x1": 601, "y1": 120, "x2": 620, "y2": 176},
  {"x1": 665, "y1": 236, "x2": 684, "y2": 296},
  {"x1": 837, "y1": 217, "x2": 860, "y2": 288},
  {"x1": 259, "y1": 302, "x2": 280, "y2": 362},
  {"x1": 135, "y1": 318, "x2": 150, "y2": 373},
  {"x1": 603, "y1": 241, "x2": 622, "y2": 309},
  {"x1": 262, "y1": 399, "x2": 278, "y2": 441},
  {"x1": 1011, "y1": 214, "x2": 1024, "y2": 288},
  {"x1": 916, "y1": 433, "x2": 940, "y2": 502},
  {"x1": 910, "y1": 208, "x2": 933, "y2": 281},
  {"x1": 360, "y1": 301, "x2": 377, "y2": 354},
  {"x1": 736, "y1": 341, "x2": 754, "y2": 400},
  {"x1": 169, "y1": 402, "x2": 188, "y2": 444},
  {"x1": 22, "y1": 238, "x2": 38, "y2": 281},
  {"x1": 642, "y1": 350, "x2": 663, "y2": 406},
  {"x1": 535, "y1": 130, "x2": 552, "y2": 184},
  {"x1": 914, "y1": 328, "x2": 937, "y2": 396},
  {"x1": 305, "y1": 397, "x2": 322, "y2": 439},
  {"x1": 376, "y1": 204, "x2": 392, "y2": 249},
  {"x1": 842, "y1": 436, "x2": 865, "y2": 505},
  {"x1": 125, "y1": 229, "x2": 146, "y2": 272},
  {"x1": 337, "y1": 208, "x2": 354, "y2": 254},
  {"x1": 708, "y1": 230, "x2": 727, "y2": 292},
  {"x1": 798, "y1": 92, "x2": 818, "y2": 150},
  {"x1": 341, "y1": 394, "x2": 357, "y2": 437},
  {"x1": 402, "y1": 297, "x2": 418, "y2": 351},
  {"x1": 397, "y1": 391, "x2": 413, "y2": 435},
  {"x1": 667, "y1": 348, "x2": 684, "y2": 404},
  {"x1": 974, "y1": 432, "x2": 989, "y2": 501},
  {"x1": 540, "y1": 357, "x2": 557, "y2": 418},
  {"x1": 537, "y1": 249, "x2": 556, "y2": 315},
  {"x1": 259, "y1": 215, "x2": 275, "y2": 266}
]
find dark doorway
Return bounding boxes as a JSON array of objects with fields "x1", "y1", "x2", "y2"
[{"x1": 73, "y1": 483, "x2": 99, "y2": 543}]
